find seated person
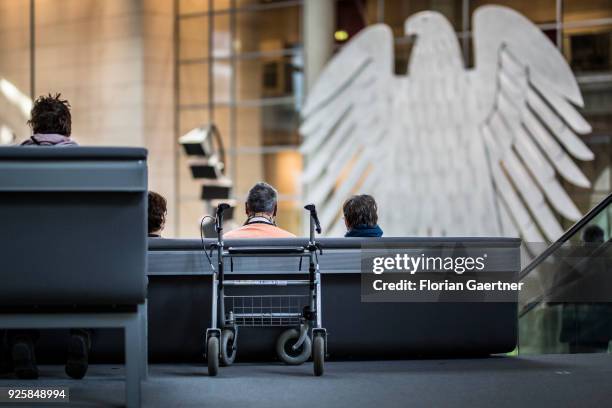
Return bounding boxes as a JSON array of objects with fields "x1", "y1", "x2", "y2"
[
  {"x1": 21, "y1": 94, "x2": 78, "y2": 146},
  {"x1": 8, "y1": 93, "x2": 90, "y2": 380},
  {"x1": 343, "y1": 194, "x2": 384, "y2": 237},
  {"x1": 148, "y1": 191, "x2": 167, "y2": 238},
  {"x1": 224, "y1": 182, "x2": 295, "y2": 239}
]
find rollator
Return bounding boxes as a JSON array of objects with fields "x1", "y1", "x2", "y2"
[{"x1": 204, "y1": 203, "x2": 327, "y2": 376}]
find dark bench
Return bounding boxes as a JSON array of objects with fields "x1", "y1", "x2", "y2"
[
  {"x1": 0, "y1": 147, "x2": 148, "y2": 408},
  {"x1": 148, "y1": 237, "x2": 520, "y2": 359}
]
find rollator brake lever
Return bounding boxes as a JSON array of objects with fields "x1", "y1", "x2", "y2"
[
  {"x1": 216, "y1": 203, "x2": 230, "y2": 215},
  {"x1": 304, "y1": 204, "x2": 321, "y2": 234},
  {"x1": 215, "y1": 203, "x2": 231, "y2": 233}
]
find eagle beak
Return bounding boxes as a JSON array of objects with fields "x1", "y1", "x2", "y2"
[
  {"x1": 404, "y1": 16, "x2": 418, "y2": 37},
  {"x1": 404, "y1": 26, "x2": 418, "y2": 44},
  {"x1": 404, "y1": 25, "x2": 415, "y2": 37}
]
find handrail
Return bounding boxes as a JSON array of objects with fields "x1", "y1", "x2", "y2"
[
  {"x1": 519, "y1": 192, "x2": 612, "y2": 282},
  {"x1": 519, "y1": 237, "x2": 611, "y2": 318}
]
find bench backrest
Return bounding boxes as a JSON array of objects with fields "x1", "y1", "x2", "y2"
[{"x1": 0, "y1": 147, "x2": 148, "y2": 306}]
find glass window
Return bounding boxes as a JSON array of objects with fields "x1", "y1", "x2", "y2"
[
  {"x1": 180, "y1": 0, "x2": 306, "y2": 14},
  {"x1": 235, "y1": 150, "x2": 302, "y2": 196},
  {"x1": 179, "y1": 109, "x2": 210, "y2": 136},
  {"x1": 394, "y1": 37, "x2": 416, "y2": 74},
  {"x1": 235, "y1": 104, "x2": 300, "y2": 148},
  {"x1": 236, "y1": 54, "x2": 301, "y2": 101},
  {"x1": 213, "y1": 0, "x2": 232, "y2": 10},
  {"x1": 235, "y1": 5, "x2": 301, "y2": 54},
  {"x1": 211, "y1": 106, "x2": 232, "y2": 156},
  {"x1": 558, "y1": 190, "x2": 611, "y2": 233},
  {"x1": 579, "y1": 123, "x2": 612, "y2": 199},
  {"x1": 563, "y1": 0, "x2": 612, "y2": 23},
  {"x1": 179, "y1": 0, "x2": 209, "y2": 15},
  {"x1": 179, "y1": 62, "x2": 210, "y2": 106},
  {"x1": 276, "y1": 199, "x2": 306, "y2": 235},
  {"x1": 213, "y1": 13, "x2": 231, "y2": 58},
  {"x1": 213, "y1": 60, "x2": 232, "y2": 103},
  {"x1": 470, "y1": 0, "x2": 557, "y2": 27},
  {"x1": 235, "y1": 0, "x2": 301, "y2": 10},
  {"x1": 176, "y1": 1, "x2": 304, "y2": 236},
  {"x1": 335, "y1": 0, "x2": 379, "y2": 44},
  {"x1": 563, "y1": 25, "x2": 612, "y2": 72},
  {"x1": 179, "y1": 15, "x2": 209, "y2": 61},
  {"x1": 385, "y1": 0, "x2": 463, "y2": 35}
]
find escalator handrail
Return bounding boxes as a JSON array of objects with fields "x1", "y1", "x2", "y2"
[{"x1": 519, "y1": 192, "x2": 612, "y2": 282}]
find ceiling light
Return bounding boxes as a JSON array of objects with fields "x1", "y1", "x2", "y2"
[{"x1": 334, "y1": 30, "x2": 349, "y2": 41}]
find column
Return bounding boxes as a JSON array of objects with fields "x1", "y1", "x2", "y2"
[{"x1": 304, "y1": 0, "x2": 336, "y2": 91}]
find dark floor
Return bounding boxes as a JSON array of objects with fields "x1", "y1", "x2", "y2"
[{"x1": 1, "y1": 354, "x2": 611, "y2": 407}]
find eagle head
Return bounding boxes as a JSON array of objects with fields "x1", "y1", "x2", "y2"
[
  {"x1": 404, "y1": 11, "x2": 463, "y2": 73},
  {"x1": 404, "y1": 11, "x2": 453, "y2": 38}
]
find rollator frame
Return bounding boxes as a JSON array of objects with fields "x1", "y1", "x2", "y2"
[{"x1": 204, "y1": 203, "x2": 327, "y2": 376}]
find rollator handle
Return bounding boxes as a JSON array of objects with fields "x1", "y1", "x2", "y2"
[
  {"x1": 216, "y1": 203, "x2": 231, "y2": 232},
  {"x1": 304, "y1": 204, "x2": 321, "y2": 234},
  {"x1": 216, "y1": 203, "x2": 230, "y2": 216}
]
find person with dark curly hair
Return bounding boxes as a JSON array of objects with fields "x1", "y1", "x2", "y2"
[
  {"x1": 7, "y1": 93, "x2": 90, "y2": 382},
  {"x1": 21, "y1": 93, "x2": 77, "y2": 146},
  {"x1": 148, "y1": 191, "x2": 167, "y2": 238}
]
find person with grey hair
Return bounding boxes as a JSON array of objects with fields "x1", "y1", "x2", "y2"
[{"x1": 224, "y1": 182, "x2": 295, "y2": 238}]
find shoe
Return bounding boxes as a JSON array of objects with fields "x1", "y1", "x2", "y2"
[
  {"x1": 65, "y1": 333, "x2": 89, "y2": 379},
  {"x1": 12, "y1": 339, "x2": 38, "y2": 379}
]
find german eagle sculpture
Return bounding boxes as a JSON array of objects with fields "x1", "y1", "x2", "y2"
[{"x1": 300, "y1": 6, "x2": 593, "y2": 241}]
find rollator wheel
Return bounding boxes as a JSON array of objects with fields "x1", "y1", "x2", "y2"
[
  {"x1": 313, "y1": 335, "x2": 324, "y2": 376},
  {"x1": 276, "y1": 329, "x2": 311, "y2": 365},
  {"x1": 207, "y1": 336, "x2": 219, "y2": 376},
  {"x1": 220, "y1": 329, "x2": 236, "y2": 366}
]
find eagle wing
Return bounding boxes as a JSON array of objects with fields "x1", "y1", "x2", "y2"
[
  {"x1": 300, "y1": 25, "x2": 395, "y2": 235},
  {"x1": 473, "y1": 5, "x2": 593, "y2": 242}
]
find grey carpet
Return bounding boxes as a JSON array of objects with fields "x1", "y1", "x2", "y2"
[{"x1": 1, "y1": 354, "x2": 611, "y2": 407}]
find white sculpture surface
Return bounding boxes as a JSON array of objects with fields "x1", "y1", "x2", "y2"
[{"x1": 300, "y1": 6, "x2": 593, "y2": 241}]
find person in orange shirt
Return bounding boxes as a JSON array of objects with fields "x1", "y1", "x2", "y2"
[{"x1": 224, "y1": 182, "x2": 296, "y2": 239}]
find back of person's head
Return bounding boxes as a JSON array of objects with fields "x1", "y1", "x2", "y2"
[
  {"x1": 582, "y1": 224, "x2": 604, "y2": 243},
  {"x1": 148, "y1": 191, "x2": 167, "y2": 235},
  {"x1": 27, "y1": 93, "x2": 72, "y2": 136},
  {"x1": 246, "y1": 182, "x2": 278, "y2": 216},
  {"x1": 343, "y1": 194, "x2": 378, "y2": 229}
]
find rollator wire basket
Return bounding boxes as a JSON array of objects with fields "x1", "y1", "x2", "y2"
[
  {"x1": 225, "y1": 294, "x2": 309, "y2": 326},
  {"x1": 204, "y1": 203, "x2": 327, "y2": 377},
  {"x1": 223, "y1": 253, "x2": 311, "y2": 327}
]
